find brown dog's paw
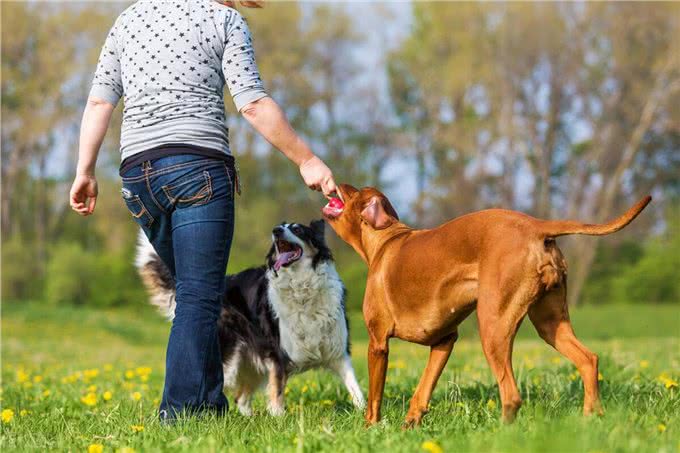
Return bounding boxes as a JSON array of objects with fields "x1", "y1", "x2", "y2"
[
  {"x1": 402, "y1": 418, "x2": 419, "y2": 430},
  {"x1": 584, "y1": 402, "x2": 604, "y2": 417},
  {"x1": 364, "y1": 414, "x2": 380, "y2": 428}
]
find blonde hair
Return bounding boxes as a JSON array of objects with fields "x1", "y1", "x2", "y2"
[{"x1": 216, "y1": 1, "x2": 263, "y2": 8}]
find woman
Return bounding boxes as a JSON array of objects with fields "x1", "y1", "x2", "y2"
[{"x1": 69, "y1": 0, "x2": 337, "y2": 421}]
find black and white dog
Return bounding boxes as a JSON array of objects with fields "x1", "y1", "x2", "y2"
[{"x1": 136, "y1": 220, "x2": 364, "y2": 415}]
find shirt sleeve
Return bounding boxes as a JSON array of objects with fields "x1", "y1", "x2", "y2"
[
  {"x1": 222, "y1": 11, "x2": 268, "y2": 111},
  {"x1": 89, "y1": 21, "x2": 123, "y2": 106}
]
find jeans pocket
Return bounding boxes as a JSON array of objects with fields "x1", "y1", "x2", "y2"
[
  {"x1": 121, "y1": 189, "x2": 154, "y2": 228},
  {"x1": 161, "y1": 170, "x2": 213, "y2": 208}
]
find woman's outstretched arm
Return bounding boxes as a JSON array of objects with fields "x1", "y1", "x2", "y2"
[{"x1": 241, "y1": 96, "x2": 337, "y2": 198}]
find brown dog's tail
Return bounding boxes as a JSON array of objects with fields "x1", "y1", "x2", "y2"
[{"x1": 538, "y1": 196, "x2": 652, "y2": 238}]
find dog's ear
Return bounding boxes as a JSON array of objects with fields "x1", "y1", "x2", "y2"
[
  {"x1": 310, "y1": 219, "x2": 325, "y2": 239},
  {"x1": 361, "y1": 196, "x2": 399, "y2": 230}
]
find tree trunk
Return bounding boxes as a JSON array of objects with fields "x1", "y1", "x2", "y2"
[{"x1": 567, "y1": 61, "x2": 676, "y2": 305}]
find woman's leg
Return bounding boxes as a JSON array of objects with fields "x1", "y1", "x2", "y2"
[{"x1": 158, "y1": 160, "x2": 235, "y2": 419}]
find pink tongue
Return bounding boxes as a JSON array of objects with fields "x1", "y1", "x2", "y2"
[{"x1": 274, "y1": 251, "x2": 296, "y2": 271}]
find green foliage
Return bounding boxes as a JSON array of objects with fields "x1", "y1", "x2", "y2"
[
  {"x1": 45, "y1": 242, "x2": 145, "y2": 308},
  {"x1": 610, "y1": 225, "x2": 680, "y2": 305},
  {"x1": 582, "y1": 207, "x2": 680, "y2": 305},
  {"x1": 1, "y1": 235, "x2": 44, "y2": 300}
]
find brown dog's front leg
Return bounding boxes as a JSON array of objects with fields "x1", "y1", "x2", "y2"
[
  {"x1": 365, "y1": 338, "x2": 389, "y2": 426},
  {"x1": 403, "y1": 332, "x2": 457, "y2": 429}
]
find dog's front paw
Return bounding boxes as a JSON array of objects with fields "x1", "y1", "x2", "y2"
[
  {"x1": 352, "y1": 395, "x2": 366, "y2": 410},
  {"x1": 267, "y1": 402, "x2": 286, "y2": 417},
  {"x1": 237, "y1": 401, "x2": 253, "y2": 417}
]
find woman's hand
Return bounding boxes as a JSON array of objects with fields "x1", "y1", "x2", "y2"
[
  {"x1": 69, "y1": 174, "x2": 98, "y2": 216},
  {"x1": 299, "y1": 156, "x2": 337, "y2": 198}
]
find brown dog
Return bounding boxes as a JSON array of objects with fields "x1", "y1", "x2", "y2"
[{"x1": 322, "y1": 184, "x2": 651, "y2": 428}]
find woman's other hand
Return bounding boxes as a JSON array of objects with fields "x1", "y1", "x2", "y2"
[
  {"x1": 69, "y1": 174, "x2": 98, "y2": 216},
  {"x1": 299, "y1": 155, "x2": 337, "y2": 198}
]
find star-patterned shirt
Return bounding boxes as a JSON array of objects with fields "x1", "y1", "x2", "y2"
[{"x1": 90, "y1": 0, "x2": 267, "y2": 161}]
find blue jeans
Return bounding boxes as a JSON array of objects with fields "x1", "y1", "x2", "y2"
[{"x1": 121, "y1": 154, "x2": 235, "y2": 419}]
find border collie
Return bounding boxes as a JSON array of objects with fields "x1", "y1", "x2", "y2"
[{"x1": 136, "y1": 220, "x2": 365, "y2": 415}]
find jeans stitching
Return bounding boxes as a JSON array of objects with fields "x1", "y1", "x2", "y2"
[
  {"x1": 145, "y1": 166, "x2": 168, "y2": 214},
  {"x1": 162, "y1": 171, "x2": 213, "y2": 207},
  {"x1": 123, "y1": 195, "x2": 154, "y2": 228},
  {"x1": 121, "y1": 158, "x2": 231, "y2": 182}
]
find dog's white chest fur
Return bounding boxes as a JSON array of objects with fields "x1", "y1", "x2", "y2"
[{"x1": 267, "y1": 262, "x2": 347, "y2": 370}]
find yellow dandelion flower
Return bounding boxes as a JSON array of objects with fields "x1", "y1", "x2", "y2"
[
  {"x1": 640, "y1": 360, "x2": 649, "y2": 369},
  {"x1": 84, "y1": 369, "x2": 99, "y2": 379},
  {"x1": 103, "y1": 391, "x2": 113, "y2": 401},
  {"x1": 124, "y1": 370, "x2": 135, "y2": 380},
  {"x1": 2, "y1": 409, "x2": 14, "y2": 423},
  {"x1": 118, "y1": 448, "x2": 136, "y2": 453},
  {"x1": 103, "y1": 364, "x2": 113, "y2": 372},
  {"x1": 658, "y1": 423, "x2": 667, "y2": 433},
  {"x1": 81, "y1": 392, "x2": 98, "y2": 406},
  {"x1": 598, "y1": 373, "x2": 604, "y2": 382},
  {"x1": 456, "y1": 402, "x2": 465, "y2": 409},
  {"x1": 551, "y1": 357, "x2": 562, "y2": 364},
  {"x1": 486, "y1": 399, "x2": 497, "y2": 410},
  {"x1": 665, "y1": 379, "x2": 678, "y2": 389},
  {"x1": 19, "y1": 409, "x2": 28, "y2": 417},
  {"x1": 88, "y1": 443, "x2": 104, "y2": 453},
  {"x1": 285, "y1": 388, "x2": 290, "y2": 395},
  {"x1": 569, "y1": 372, "x2": 578, "y2": 381},
  {"x1": 135, "y1": 367, "x2": 152, "y2": 377},
  {"x1": 153, "y1": 398, "x2": 160, "y2": 406},
  {"x1": 421, "y1": 440, "x2": 444, "y2": 453},
  {"x1": 321, "y1": 400, "x2": 334, "y2": 406},
  {"x1": 16, "y1": 369, "x2": 29, "y2": 383},
  {"x1": 130, "y1": 424, "x2": 144, "y2": 433},
  {"x1": 42, "y1": 390, "x2": 51, "y2": 398},
  {"x1": 301, "y1": 385, "x2": 308, "y2": 394},
  {"x1": 140, "y1": 375, "x2": 149, "y2": 383},
  {"x1": 88, "y1": 385, "x2": 98, "y2": 393},
  {"x1": 131, "y1": 392, "x2": 142, "y2": 401},
  {"x1": 33, "y1": 375, "x2": 43, "y2": 383}
]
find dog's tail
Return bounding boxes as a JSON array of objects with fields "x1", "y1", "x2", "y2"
[
  {"x1": 538, "y1": 196, "x2": 651, "y2": 238},
  {"x1": 135, "y1": 230, "x2": 176, "y2": 320}
]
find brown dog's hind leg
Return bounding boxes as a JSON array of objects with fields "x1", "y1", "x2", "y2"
[
  {"x1": 528, "y1": 286, "x2": 603, "y2": 416},
  {"x1": 477, "y1": 288, "x2": 530, "y2": 423},
  {"x1": 403, "y1": 332, "x2": 457, "y2": 429}
]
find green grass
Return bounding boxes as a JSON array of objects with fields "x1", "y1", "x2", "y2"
[{"x1": 1, "y1": 302, "x2": 679, "y2": 452}]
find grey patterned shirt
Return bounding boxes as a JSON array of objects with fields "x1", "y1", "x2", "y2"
[{"x1": 90, "y1": 0, "x2": 267, "y2": 161}]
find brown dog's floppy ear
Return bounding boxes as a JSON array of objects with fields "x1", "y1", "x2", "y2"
[{"x1": 361, "y1": 196, "x2": 399, "y2": 230}]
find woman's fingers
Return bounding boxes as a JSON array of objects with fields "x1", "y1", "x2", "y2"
[
  {"x1": 322, "y1": 177, "x2": 338, "y2": 199},
  {"x1": 88, "y1": 196, "x2": 97, "y2": 214}
]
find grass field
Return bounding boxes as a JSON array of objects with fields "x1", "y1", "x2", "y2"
[{"x1": 1, "y1": 302, "x2": 678, "y2": 452}]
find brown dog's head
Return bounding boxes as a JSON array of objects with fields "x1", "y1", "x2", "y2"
[{"x1": 322, "y1": 184, "x2": 399, "y2": 261}]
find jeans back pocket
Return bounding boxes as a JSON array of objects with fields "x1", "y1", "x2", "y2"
[
  {"x1": 161, "y1": 170, "x2": 213, "y2": 208},
  {"x1": 121, "y1": 189, "x2": 154, "y2": 228}
]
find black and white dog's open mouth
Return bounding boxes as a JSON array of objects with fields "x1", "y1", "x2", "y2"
[{"x1": 273, "y1": 240, "x2": 302, "y2": 271}]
